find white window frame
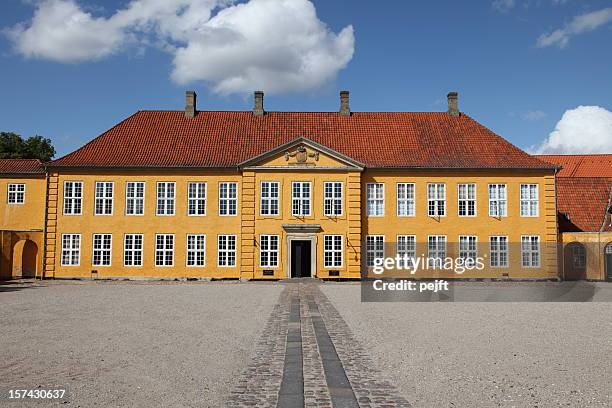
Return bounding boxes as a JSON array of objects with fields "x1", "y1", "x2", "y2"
[
  {"x1": 219, "y1": 182, "x2": 238, "y2": 216},
  {"x1": 156, "y1": 182, "x2": 176, "y2": 216},
  {"x1": 366, "y1": 183, "x2": 384, "y2": 217},
  {"x1": 63, "y1": 181, "x2": 83, "y2": 215},
  {"x1": 324, "y1": 235, "x2": 343, "y2": 268},
  {"x1": 520, "y1": 184, "x2": 539, "y2": 217},
  {"x1": 366, "y1": 235, "x2": 384, "y2": 267},
  {"x1": 155, "y1": 234, "x2": 175, "y2": 267},
  {"x1": 125, "y1": 181, "x2": 145, "y2": 216},
  {"x1": 260, "y1": 235, "x2": 279, "y2": 268},
  {"x1": 124, "y1": 234, "x2": 143, "y2": 267},
  {"x1": 490, "y1": 236, "x2": 509, "y2": 268},
  {"x1": 61, "y1": 234, "x2": 81, "y2": 266},
  {"x1": 92, "y1": 234, "x2": 112, "y2": 266},
  {"x1": 458, "y1": 235, "x2": 478, "y2": 265},
  {"x1": 458, "y1": 183, "x2": 477, "y2": 217},
  {"x1": 7, "y1": 183, "x2": 25, "y2": 204},
  {"x1": 427, "y1": 235, "x2": 446, "y2": 268},
  {"x1": 427, "y1": 183, "x2": 446, "y2": 217},
  {"x1": 396, "y1": 183, "x2": 415, "y2": 217},
  {"x1": 218, "y1": 235, "x2": 237, "y2": 267},
  {"x1": 324, "y1": 182, "x2": 343, "y2": 217},
  {"x1": 292, "y1": 181, "x2": 311, "y2": 217},
  {"x1": 521, "y1": 235, "x2": 540, "y2": 268},
  {"x1": 397, "y1": 235, "x2": 416, "y2": 269},
  {"x1": 488, "y1": 184, "x2": 507, "y2": 217},
  {"x1": 186, "y1": 234, "x2": 206, "y2": 267},
  {"x1": 94, "y1": 181, "x2": 114, "y2": 216},
  {"x1": 188, "y1": 182, "x2": 207, "y2": 216},
  {"x1": 260, "y1": 181, "x2": 280, "y2": 216}
]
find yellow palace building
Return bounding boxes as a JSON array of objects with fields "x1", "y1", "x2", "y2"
[{"x1": 4, "y1": 90, "x2": 607, "y2": 281}]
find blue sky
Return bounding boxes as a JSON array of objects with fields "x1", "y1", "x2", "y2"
[{"x1": 0, "y1": 0, "x2": 611, "y2": 158}]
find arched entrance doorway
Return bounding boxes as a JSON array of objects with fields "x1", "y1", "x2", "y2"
[
  {"x1": 605, "y1": 243, "x2": 612, "y2": 282},
  {"x1": 563, "y1": 242, "x2": 587, "y2": 280},
  {"x1": 11, "y1": 239, "x2": 38, "y2": 278}
]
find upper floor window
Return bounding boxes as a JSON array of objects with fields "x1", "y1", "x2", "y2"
[
  {"x1": 156, "y1": 182, "x2": 175, "y2": 216},
  {"x1": 188, "y1": 182, "x2": 207, "y2": 216},
  {"x1": 366, "y1": 235, "x2": 384, "y2": 267},
  {"x1": 397, "y1": 183, "x2": 415, "y2": 217},
  {"x1": 427, "y1": 183, "x2": 446, "y2": 217},
  {"x1": 488, "y1": 184, "x2": 507, "y2": 217},
  {"x1": 7, "y1": 183, "x2": 25, "y2": 204},
  {"x1": 521, "y1": 235, "x2": 540, "y2": 267},
  {"x1": 260, "y1": 181, "x2": 279, "y2": 216},
  {"x1": 61, "y1": 234, "x2": 80, "y2": 266},
  {"x1": 218, "y1": 235, "x2": 237, "y2": 267},
  {"x1": 366, "y1": 183, "x2": 384, "y2": 216},
  {"x1": 126, "y1": 182, "x2": 145, "y2": 215},
  {"x1": 292, "y1": 182, "x2": 311, "y2": 217},
  {"x1": 458, "y1": 183, "x2": 476, "y2": 216},
  {"x1": 490, "y1": 236, "x2": 509, "y2": 268},
  {"x1": 94, "y1": 182, "x2": 114, "y2": 215},
  {"x1": 92, "y1": 234, "x2": 112, "y2": 266},
  {"x1": 260, "y1": 235, "x2": 279, "y2": 268},
  {"x1": 324, "y1": 182, "x2": 343, "y2": 217},
  {"x1": 124, "y1": 234, "x2": 143, "y2": 267},
  {"x1": 324, "y1": 235, "x2": 343, "y2": 268},
  {"x1": 520, "y1": 184, "x2": 539, "y2": 217},
  {"x1": 63, "y1": 181, "x2": 83, "y2": 215},
  {"x1": 219, "y1": 182, "x2": 238, "y2": 216},
  {"x1": 187, "y1": 234, "x2": 206, "y2": 267}
]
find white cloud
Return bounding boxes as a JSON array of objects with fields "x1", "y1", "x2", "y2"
[
  {"x1": 492, "y1": 0, "x2": 516, "y2": 13},
  {"x1": 522, "y1": 110, "x2": 546, "y2": 121},
  {"x1": 533, "y1": 106, "x2": 612, "y2": 154},
  {"x1": 4, "y1": 0, "x2": 355, "y2": 94},
  {"x1": 537, "y1": 7, "x2": 612, "y2": 48}
]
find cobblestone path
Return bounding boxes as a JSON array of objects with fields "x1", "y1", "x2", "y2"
[{"x1": 227, "y1": 281, "x2": 410, "y2": 408}]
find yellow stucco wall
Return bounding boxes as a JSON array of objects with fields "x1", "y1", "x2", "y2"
[
  {"x1": 560, "y1": 232, "x2": 612, "y2": 281},
  {"x1": 0, "y1": 176, "x2": 46, "y2": 231}
]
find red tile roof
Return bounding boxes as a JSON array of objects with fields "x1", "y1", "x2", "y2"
[
  {"x1": 49, "y1": 111, "x2": 556, "y2": 170},
  {"x1": 0, "y1": 159, "x2": 45, "y2": 175},
  {"x1": 537, "y1": 154, "x2": 612, "y2": 177},
  {"x1": 556, "y1": 177, "x2": 612, "y2": 232}
]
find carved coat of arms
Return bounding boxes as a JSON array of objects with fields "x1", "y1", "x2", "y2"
[{"x1": 284, "y1": 146, "x2": 319, "y2": 163}]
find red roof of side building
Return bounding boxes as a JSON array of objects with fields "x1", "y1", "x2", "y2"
[
  {"x1": 555, "y1": 177, "x2": 612, "y2": 232},
  {"x1": 48, "y1": 111, "x2": 556, "y2": 170},
  {"x1": 0, "y1": 159, "x2": 45, "y2": 175},
  {"x1": 536, "y1": 154, "x2": 612, "y2": 177}
]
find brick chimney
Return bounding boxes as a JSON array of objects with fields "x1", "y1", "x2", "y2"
[
  {"x1": 253, "y1": 91, "x2": 264, "y2": 116},
  {"x1": 339, "y1": 90, "x2": 350, "y2": 116},
  {"x1": 447, "y1": 92, "x2": 459, "y2": 117},
  {"x1": 185, "y1": 90, "x2": 197, "y2": 118}
]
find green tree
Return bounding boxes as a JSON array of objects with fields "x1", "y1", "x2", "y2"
[{"x1": 0, "y1": 132, "x2": 55, "y2": 161}]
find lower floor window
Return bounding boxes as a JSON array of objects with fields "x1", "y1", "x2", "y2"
[
  {"x1": 459, "y1": 235, "x2": 478, "y2": 266},
  {"x1": 187, "y1": 234, "x2": 206, "y2": 266},
  {"x1": 490, "y1": 236, "x2": 508, "y2": 267},
  {"x1": 218, "y1": 235, "x2": 237, "y2": 267},
  {"x1": 366, "y1": 235, "x2": 384, "y2": 267},
  {"x1": 397, "y1": 235, "x2": 416, "y2": 268},
  {"x1": 93, "y1": 234, "x2": 112, "y2": 266},
  {"x1": 124, "y1": 234, "x2": 143, "y2": 266},
  {"x1": 156, "y1": 234, "x2": 174, "y2": 266},
  {"x1": 521, "y1": 236, "x2": 540, "y2": 267},
  {"x1": 427, "y1": 235, "x2": 446, "y2": 268},
  {"x1": 61, "y1": 234, "x2": 80, "y2": 266},
  {"x1": 324, "y1": 235, "x2": 343, "y2": 267},
  {"x1": 260, "y1": 235, "x2": 279, "y2": 267}
]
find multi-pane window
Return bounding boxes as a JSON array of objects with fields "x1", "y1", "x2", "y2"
[
  {"x1": 324, "y1": 235, "x2": 343, "y2": 267},
  {"x1": 188, "y1": 182, "x2": 207, "y2": 216},
  {"x1": 94, "y1": 182, "x2": 114, "y2": 215},
  {"x1": 427, "y1": 235, "x2": 446, "y2": 268},
  {"x1": 323, "y1": 182, "x2": 343, "y2": 216},
  {"x1": 260, "y1": 235, "x2": 279, "y2": 268},
  {"x1": 488, "y1": 184, "x2": 507, "y2": 217},
  {"x1": 63, "y1": 181, "x2": 83, "y2": 215},
  {"x1": 397, "y1": 183, "x2": 415, "y2": 216},
  {"x1": 572, "y1": 244, "x2": 586, "y2": 269},
  {"x1": 61, "y1": 234, "x2": 80, "y2": 266},
  {"x1": 490, "y1": 236, "x2": 509, "y2": 268},
  {"x1": 218, "y1": 235, "x2": 237, "y2": 267},
  {"x1": 219, "y1": 182, "x2": 238, "y2": 216},
  {"x1": 7, "y1": 183, "x2": 25, "y2": 204},
  {"x1": 292, "y1": 182, "x2": 311, "y2": 216},
  {"x1": 458, "y1": 235, "x2": 478, "y2": 266},
  {"x1": 521, "y1": 236, "x2": 540, "y2": 267},
  {"x1": 260, "y1": 182, "x2": 279, "y2": 216},
  {"x1": 187, "y1": 234, "x2": 206, "y2": 267},
  {"x1": 156, "y1": 182, "x2": 175, "y2": 216},
  {"x1": 427, "y1": 183, "x2": 446, "y2": 216},
  {"x1": 124, "y1": 234, "x2": 143, "y2": 266},
  {"x1": 366, "y1": 183, "x2": 384, "y2": 216},
  {"x1": 155, "y1": 234, "x2": 174, "y2": 266},
  {"x1": 366, "y1": 235, "x2": 384, "y2": 267},
  {"x1": 458, "y1": 183, "x2": 476, "y2": 216},
  {"x1": 397, "y1": 235, "x2": 416, "y2": 268},
  {"x1": 92, "y1": 234, "x2": 112, "y2": 266},
  {"x1": 520, "y1": 184, "x2": 539, "y2": 217},
  {"x1": 125, "y1": 182, "x2": 145, "y2": 215}
]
